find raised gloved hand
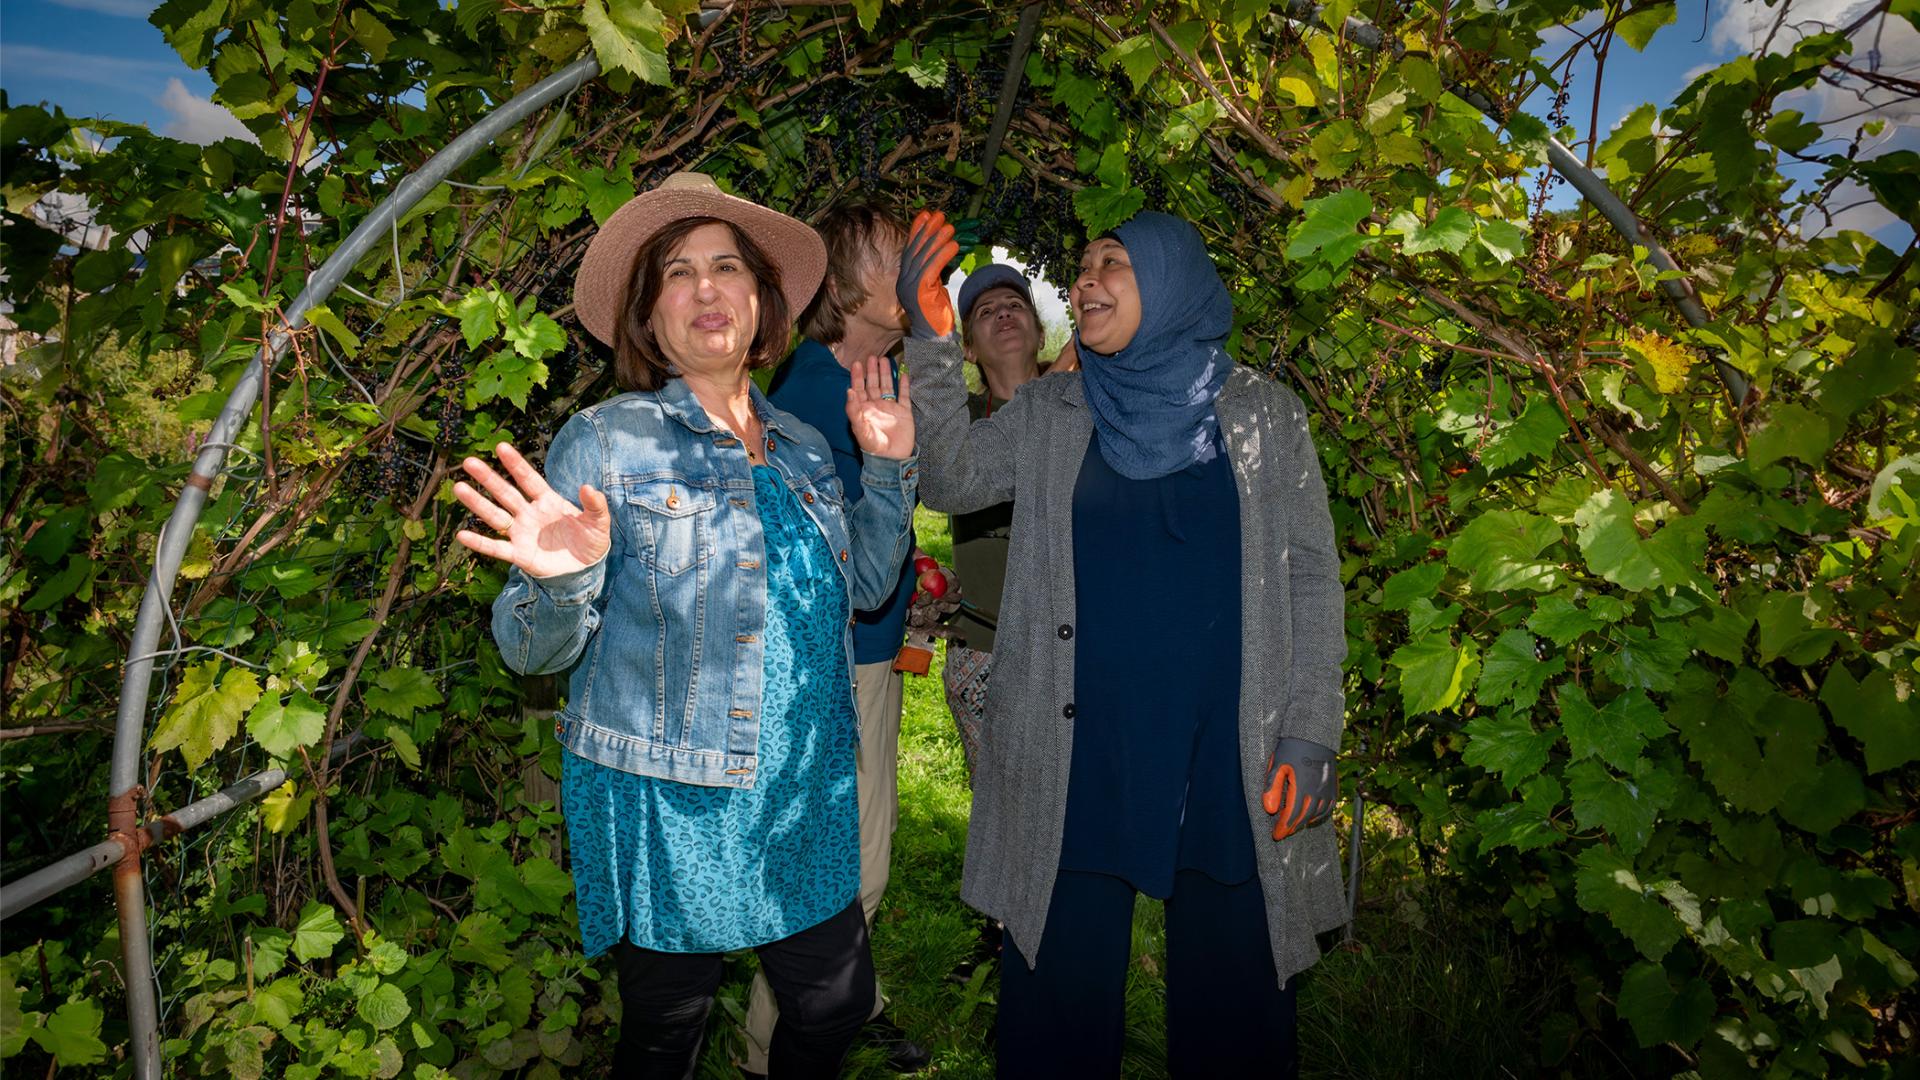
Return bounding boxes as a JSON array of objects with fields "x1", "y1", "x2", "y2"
[
  {"x1": 1261, "y1": 737, "x2": 1337, "y2": 841},
  {"x1": 895, "y1": 209, "x2": 959, "y2": 340}
]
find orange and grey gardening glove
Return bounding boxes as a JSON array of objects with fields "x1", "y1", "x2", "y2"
[
  {"x1": 1261, "y1": 737, "x2": 1337, "y2": 841},
  {"x1": 895, "y1": 209, "x2": 959, "y2": 340}
]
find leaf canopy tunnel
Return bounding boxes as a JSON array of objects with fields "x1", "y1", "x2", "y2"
[{"x1": 2, "y1": 0, "x2": 1917, "y2": 1076}]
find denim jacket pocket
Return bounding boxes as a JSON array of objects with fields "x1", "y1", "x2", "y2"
[{"x1": 628, "y1": 480, "x2": 717, "y2": 576}]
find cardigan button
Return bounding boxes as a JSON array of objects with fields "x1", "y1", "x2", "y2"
[
  {"x1": 1062, "y1": 704, "x2": 1076, "y2": 719},
  {"x1": 1056, "y1": 624, "x2": 1073, "y2": 640}
]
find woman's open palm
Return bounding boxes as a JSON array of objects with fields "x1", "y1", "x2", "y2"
[
  {"x1": 846, "y1": 354, "x2": 915, "y2": 460},
  {"x1": 453, "y1": 442, "x2": 612, "y2": 579}
]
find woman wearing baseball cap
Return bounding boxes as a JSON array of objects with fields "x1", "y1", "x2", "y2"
[{"x1": 452, "y1": 172, "x2": 919, "y2": 1077}]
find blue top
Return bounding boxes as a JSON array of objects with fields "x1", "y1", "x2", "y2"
[
  {"x1": 768, "y1": 337, "x2": 915, "y2": 664},
  {"x1": 1057, "y1": 433, "x2": 1255, "y2": 898},
  {"x1": 563, "y1": 466, "x2": 861, "y2": 956}
]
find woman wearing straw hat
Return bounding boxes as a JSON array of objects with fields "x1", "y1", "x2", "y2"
[{"x1": 453, "y1": 172, "x2": 918, "y2": 1077}]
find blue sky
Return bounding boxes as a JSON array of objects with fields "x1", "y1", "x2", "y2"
[{"x1": 2, "y1": 0, "x2": 1910, "y2": 245}]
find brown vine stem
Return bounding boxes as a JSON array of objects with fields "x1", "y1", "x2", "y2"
[
  {"x1": 257, "y1": 3, "x2": 348, "y2": 489},
  {"x1": 307, "y1": 453, "x2": 447, "y2": 941},
  {"x1": 1144, "y1": 17, "x2": 1293, "y2": 162}
]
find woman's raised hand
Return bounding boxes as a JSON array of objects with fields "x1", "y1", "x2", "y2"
[
  {"x1": 846, "y1": 355, "x2": 915, "y2": 461},
  {"x1": 894, "y1": 209, "x2": 959, "y2": 340},
  {"x1": 453, "y1": 442, "x2": 612, "y2": 579}
]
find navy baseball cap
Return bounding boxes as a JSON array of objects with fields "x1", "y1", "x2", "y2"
[{"x1": 957, "y1": 263, "x2": 1035, "y2": 322}]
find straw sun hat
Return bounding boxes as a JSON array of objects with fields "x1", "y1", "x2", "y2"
[{"x1": 572, "y1": 171, "x2": 828, "y2": 347}]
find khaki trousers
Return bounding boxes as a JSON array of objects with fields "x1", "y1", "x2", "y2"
[{"x1": 743, "y1": 660, "x2": 903, "y2": 1072}]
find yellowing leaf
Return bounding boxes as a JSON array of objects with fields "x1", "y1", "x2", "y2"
[
  {"x1": 581, "y1": 0, "x2": 669, "y2": 86},
  {"x1": 1274, "y1": 76, "x2": 1317, "y2": 107},
  {"x1": 150, "y1": 661, "x2": 262, "y2": 770},
  {"x1": 260, "y1": 780, "x2": 314, "y2": 835}
]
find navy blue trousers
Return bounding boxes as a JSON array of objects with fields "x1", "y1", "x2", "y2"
[{"x1": 998, "y1": 868, "x2": 1298, "y2": 1079}]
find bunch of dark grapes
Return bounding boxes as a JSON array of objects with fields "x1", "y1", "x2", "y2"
[
  {"x1": 376, "y1": 439, "x2": 409, "y2": 500},
  {"x1": 856, "y1": 111, "x2": 880, "y2": 186},
  {"x1": 942, "y1": 65, "x2": 966, "y2": 118},
  {"x1": 1137, "y1": 171, "x2": 1169, "y2": 213},
  {"x1": 435, "y1": 389, "x2": 464, "y2": 448}
]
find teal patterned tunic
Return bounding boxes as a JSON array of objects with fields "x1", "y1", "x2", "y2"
[{"x1": 563, "y1": 465, "x2": 861, "y2": 956}]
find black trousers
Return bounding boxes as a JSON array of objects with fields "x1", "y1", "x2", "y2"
[
  {"x1": 998, "y1": 868, "x2": 1298, "y2": 1079},
  {"x1": 612, "y1": 898, "x2": 874, "y2": 1079}
]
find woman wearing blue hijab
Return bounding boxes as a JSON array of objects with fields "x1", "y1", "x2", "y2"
[{"x1": 898, "y1": 209, "x2": 1348, "y2": 1077}]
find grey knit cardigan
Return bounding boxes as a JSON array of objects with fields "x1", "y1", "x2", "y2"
[{"x1": 904, "y1": 336, "x2": 1351, "y2": 985}]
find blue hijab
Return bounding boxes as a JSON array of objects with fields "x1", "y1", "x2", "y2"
[{"x1": 1075, "y1": 211, "x2": 1235, "y2": 481}]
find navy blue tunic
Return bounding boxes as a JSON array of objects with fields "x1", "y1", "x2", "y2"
[{"x1": 1058, "y1": 434, "x2": 1256, "y2": 898}]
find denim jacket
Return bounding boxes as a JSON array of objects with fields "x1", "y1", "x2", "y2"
[{"x1": 489, "y1": 376, "x2": 918, "y2": 788}]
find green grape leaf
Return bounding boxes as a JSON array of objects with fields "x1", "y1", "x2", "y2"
[
  {"x1": 1389, "y1": 634, "x2": 1479, "y2": 713},
  {"x1": 581, "y1": 0, "x2": 669, "y2": 86},
  {"x1": 1573, "y1": 490, "x2": 1711, "y2": 593},
  {"x1": 1670, "y1": 670, "x2": 1821, "y2": 814},
  {"x1": 1747, "y1": 403, "x2": 1837, "y2": 470},
  {"x1": 1463, "y1": 711, "x2": 1560, "y2": 790},
  {"x1": 504, "y1": 311, "x2": 567, "y2": 360},
  {"x1": 292, "y1": 901, "x2": 346, "y2": 962},
  {"x1": 1687, "y1": 603, "x2": 1754, "y2": 662},
  {"x1": 1098, "y1": 34, "x2": 1164, "y2": 93},
  {"x1": 1476, "y1": 629, "x2": 1562, "y2": 708},
  {"x1": 519, "y1": 857, "x2": 575, "y2": 915},
  {"x1": 1616, "y1": 2, "x2": 1677, "y2": 50},
  {"x1": 1574, "y1": 845, "x2": 1684, "y2": 959},
  {"x1": 1388, "y1": 207, "x2": 1474, "y2": 255},
  {"x1": 1753, "y1": 592, "x2": 1846, "y2": 665},
  {"x1": 1481, "y1": 396, "x2": 1568, "y2": 470},
  {"x1": 1616, "y1": 962, "x2": 1714, "y2": 1049},
  {"x1": 1566, "y1": 756, "x2": 1679, "y2": 856},
  {"x1": 1285, "y1": 188, "x2": 1372, "y2": 265},
  {"x1": 453, "y1": 912, "x2": 515, "y2": 971},
  {"x1": 1777, "y1": 757, "x2": 1866, "y2": 836},
  {"x1": 356, "y1": 983, "x2": 411, "y2": 1031},
  {"x1": 29, "y1": 998, "x2": 107, "y2": 1066},
  {"x1": 1821, "y1": 666, "x2": 1920, "y2": 773},
  {"x1": 1561, "y1": 686, "x2": 1670, "y2": 771},
  {"x1": 365, "y1": 666, "x2": 444, "y2": 720},
  {"x1": 1474, "y1": 774, "x2": 1564, "y2": 853},
  {"x1": 1596, "y1": 623, "x2": 1689, "y2": 693},
  {"x1": 455, "y1": 289, "x2": 501, "y2": 349},
  {"x1": 1380, "y1": 562, "x2": 1446, "y2": 610},
  {"x1": 150, "y1": 661, "x2": 263, "y2": 769},
  {"x1": 1528, "y1": 595, "x2": 1602, "y2": 646},
  {"x1": 247, "y1": 691, "x2": 327, "y2": 758},
  {"x1": 1446, "y1": 509, "x2": 1563, "y2": 592}
]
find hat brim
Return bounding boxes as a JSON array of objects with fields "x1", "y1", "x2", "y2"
[{"x1": 573, "y1": 187, "x2": 827, "y2": 348}]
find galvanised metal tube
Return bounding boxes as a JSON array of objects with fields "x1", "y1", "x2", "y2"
[
  {"x1": 105, "y1": 54, "x2": 602, "y2": 1080},
  {"x1": 1, "y1": 767, "x2": 288, "y2": 919}
]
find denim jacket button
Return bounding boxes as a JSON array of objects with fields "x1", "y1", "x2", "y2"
[
  {"x1": 839, "y1": 549, "x2": 849, "y2": 562},
  {"x1": 804, "y1": 491, "x2": 816, "y2": 504}
]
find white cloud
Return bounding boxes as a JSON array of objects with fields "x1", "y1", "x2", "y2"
[
  {"x1": 157, "y1": 78, "x2": 255, "y2": 145},
  {"x1": 1710, "y1": 0, "x2": 1920, "y2": 126},
  {"x1": 46, "y1": 0, "x2": 157, "y2": 17}
]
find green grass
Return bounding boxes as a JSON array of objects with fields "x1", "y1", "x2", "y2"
[{"x1": 678, "y1": 508, "x2": 1628, "y2": 1078}]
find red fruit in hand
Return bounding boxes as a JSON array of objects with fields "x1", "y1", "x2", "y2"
[
  {"x1": 913, "y1": 555, "x2": 939, "y2": 574},
  {"x1": 918, "y1": 569, "x2": 948, "y2": 599}
]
